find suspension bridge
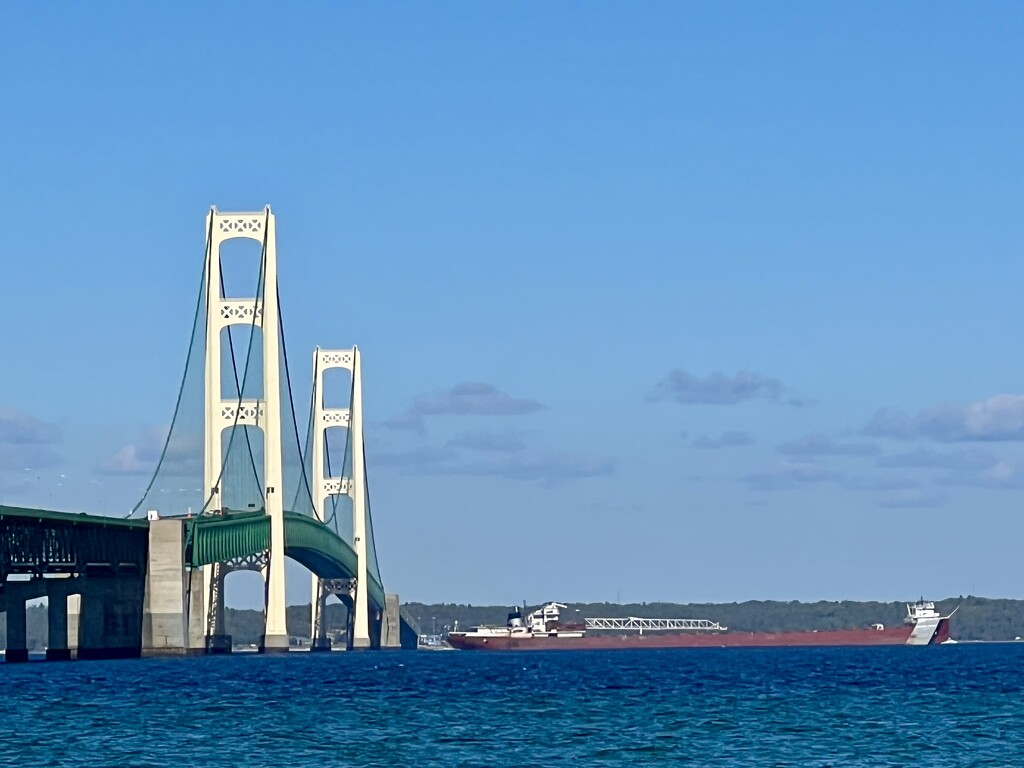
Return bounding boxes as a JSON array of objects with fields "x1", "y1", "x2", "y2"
[{"x1": 0, "y1": 206, "x2": 412, "y2": 661}]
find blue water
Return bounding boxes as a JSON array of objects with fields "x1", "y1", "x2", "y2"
[{"x1": 1, "y1": 645, "x2": 1023, "y2": 766}]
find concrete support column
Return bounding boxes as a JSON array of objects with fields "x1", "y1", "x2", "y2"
[
  {"x1": 78, "y1": 575, "x2": 145, "y2": 660},
  {"x1": 143, "y1": 519, "x2": 209, "y2": 656},
  {"x1": 46, "y1": 585, "x2": 71, "y2": 661},
  {"x1": 381, "y1": 594, "x2": 402, "y2": 650},
  {"x1": 5, "y1": 591, "x2": 28, "y2": 663},
  {"x1": 68, "y1": 593, "x2": 81, "y2": 654},
  {"x1": 186, "y1": 567, "x2": 207, "y2": 651}
]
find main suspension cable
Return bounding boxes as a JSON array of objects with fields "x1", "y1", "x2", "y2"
[
  {"x1": 278, "y1": 289, "x2": 316, "y2": 515},
  {"x1": 129, "y1": 216, "x2": 215, "y2": 517}
]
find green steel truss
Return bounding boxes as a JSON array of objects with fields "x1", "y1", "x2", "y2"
[
  {"x1": 0, "y1": 505, "x2": 385, "y2": 611},
  {"x1": 186, "y1": 510, "x2": 386, "y2": 608},
  {"x1": 0, "y1": 505, "x2": 149, "y2": 580}
]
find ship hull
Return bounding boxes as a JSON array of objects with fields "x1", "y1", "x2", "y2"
[{"x1": 448, "y1": 618, "x2": 950, "y2": 651}]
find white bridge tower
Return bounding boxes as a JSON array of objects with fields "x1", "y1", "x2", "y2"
[
  {"x1": 310, "y1": 346, "x2": 372, "y2": 650},
  {"x1": 201, "y1": 206, "x2": 289, "y2": 653}
]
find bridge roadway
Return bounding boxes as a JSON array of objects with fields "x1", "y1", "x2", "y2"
[{"x1": 0, "y1": 504, "x2": 391, "y2": 660}]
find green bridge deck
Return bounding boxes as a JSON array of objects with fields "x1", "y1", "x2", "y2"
[
  {"x1": 0, "y1": 505, "x2": 384, "y2": 610},
  {"x1": 0, "y1": 505, "x2": 149, "y2": 580},
  {"x1": 186, "y1": 509, "x2": 386, "y2": 607}
]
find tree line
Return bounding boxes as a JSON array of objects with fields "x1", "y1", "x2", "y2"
[
  {"x1": 402, "y1": 596, "x2": 1024, "y2": 643},
  {"x1": 2, "y1": 595, "x2": 1022, "y2": 650}
]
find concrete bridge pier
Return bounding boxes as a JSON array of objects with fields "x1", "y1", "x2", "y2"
[
  {"x1": 68, "y1": 594, "x2": 80, "y2": 657},
  {"x1": 143, "y1": 518, "x2": 207, "y2": 656},
  {"x1": 4, "y1": 583, "x2": 31, "y2": 663},
  {"x1": 44, "y1": 578, "x2": 79, "y2": 661},
  {"x1": 381, "y1": 594, "x2": 402, "y2": 650},
  {"x1": 77, "y1": 575, "x2": 145, "y2": 660},
  {"x1": 3, "y1": 579, "x2": 51, "y2": 662},
  {"x1": 46, "y1": 597, "x2": 70, "y2": 661}
]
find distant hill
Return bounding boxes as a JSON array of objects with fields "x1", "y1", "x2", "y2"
[{"x1": 3, "y1": 596, "x2": 1021, "y2": 650}]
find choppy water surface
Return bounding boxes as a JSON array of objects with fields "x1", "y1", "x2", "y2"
[{"x1": 1, "y1": 644, "x2": 1023, "y2": 766}]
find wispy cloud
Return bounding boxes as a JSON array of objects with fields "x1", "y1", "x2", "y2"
[
  {"x1": 383, "y1": 383, "x2": 544, "y2": 434},
  {"x1": 935, "y1": 460, "x2": 1024, "y2": 490},
  {"x1": 778, "y1": 433, "x2": 880, "y2": 457},
  {"x1": 875, "y1": 448, "x2": 998, "y2": 471},
  {"x1": 649, "y1": 370, "x2": 804, "y2": 407},
  {"x1": 692, "y1": 431, "x2": 754, "y2": 450},
  {"x1": 97, "y1": 445, "x2": 154, "y2": 476},
  {"x1": 876, "y1": 490, "x2": 945, "y2": 509},
  {"x1": 0, "y1": 407, "x2": 60, "y2": 446},
  {"x1": 0, "y1": 407, "x2": 62, "y2": 472},
  {"x1": 379, "y1": 411, "x2": 427, "y2": 434},
  {"x1": 95, "y1": 427, "x2": 201, "y2": 477},
  {"x1": 437, "y1": 454, "x2": 614, "y2": 486},
  {"x1": 375, "y1": 445, "x2": 613, "y2": 486},
  {"x1": 373, "y1": 445, "x2": 458, "y2": 469},
  {"x1": 446, "y1": 430, "x2": 528, "y2": 453},
  {"x1": 744, "y1": 461, "x2": 841, "y2": 492},
  {"x1": 0, "y1": 444, "x2": 62, "y2": 472},
  {"x1": 864, "y1": 395, "x2": 1024, "y2": 442},
  {"x1": 841, "y1": 475, "x2": 920, "y2": 492},
  {"x1": 871, "y1": 446, "x2": 1024, "y2": 490}
]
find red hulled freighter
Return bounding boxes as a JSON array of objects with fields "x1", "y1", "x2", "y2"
[{"x1": 446, "y1": 600, "x2": 955, "y2": 651}]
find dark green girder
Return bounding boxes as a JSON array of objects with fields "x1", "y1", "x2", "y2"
[
  {"x1": 0, "y1": 505, "x2": 148, "y2": 580},
  {"x1": 0, "y1": 505, "x2": 385, "y2": 610},
  {"x1": 186, "y1": 510, "x2": 386, "y2": 608}
]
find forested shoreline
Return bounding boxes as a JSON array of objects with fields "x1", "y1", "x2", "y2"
[
  {"x1": 402, "y1": 596, "x2": 1024, "y2": 643},
  {"x1": 3, "y1": 596, "x2": 1022, "y2": 650}
]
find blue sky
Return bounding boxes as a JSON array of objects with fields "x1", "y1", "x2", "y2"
[{"x1": 2, "y1": 4, "x2": 1023, "y2": 608}]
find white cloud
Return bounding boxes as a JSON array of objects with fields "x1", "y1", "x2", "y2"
[
  {"x1": 650, "y1": 370, "x2": 804, "y2": 407},
  {"x1": 0, "y1": 406, "x2": 60, "y2": 446},
  {"x1": 864, "y1": 395, "x2": 1024, "y2": 442},
  {"x1": 96, "y1": 445, "x2": 153, "y2": 476},
  {"x1": 383, "y1": 382, "x2": 544, "y2": 434},
  {"x1": 95, "y1": 426, "x2": 201, "y2": 477}
]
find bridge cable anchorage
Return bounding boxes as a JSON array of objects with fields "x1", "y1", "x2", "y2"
[
  {"x1": 584, "y1": 617, "x2": 728, "y2": 632},
  {"x1": 129, "y1": 215, "x2": 215, "y2": 517},
  {"x1": 277, "y1": 288, "x2": 316, "y2": 515},
  {"x1": 202, "y1": 209, "x2": 270, "y2": 515}
]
